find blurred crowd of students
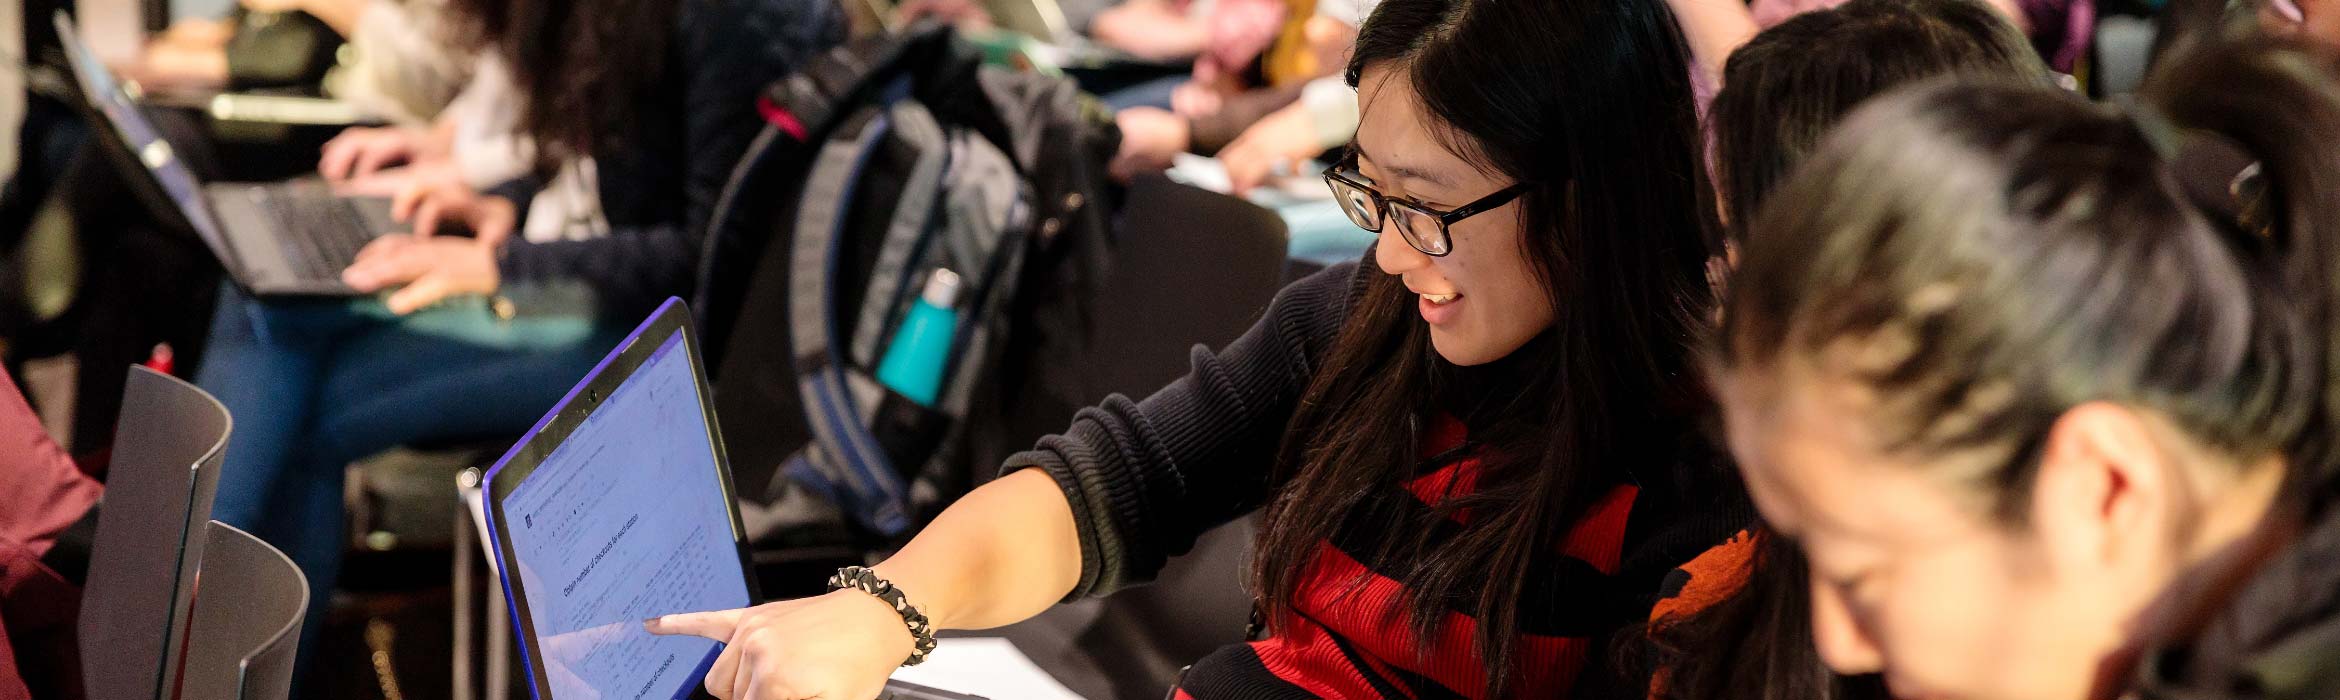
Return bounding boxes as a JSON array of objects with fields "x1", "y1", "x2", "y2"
[{"x1": 4, "y1": 0, "x2": 2340, "y2": 698}]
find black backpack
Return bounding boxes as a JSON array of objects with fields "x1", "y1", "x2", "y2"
[{"x1": 695, "y1": 24, "x2": 1120, "y2": 544}]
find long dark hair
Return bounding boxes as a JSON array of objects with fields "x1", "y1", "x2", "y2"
[
  {"x1": 446, "y1": 0, "x2": 677, "y2": 166},
  {"x1": 1653, "y1": 4, "x2": 2045, "y2": 699},
  {"x1": 1717, "y1": 33, "x2": 2340, "y2": 523},
  {"x1": 1247, "y1": 0, "x2": 1720, "y2": 694},
  {"x1": 1709, "y1": 0, "x2": 2043, "y2": 236}
]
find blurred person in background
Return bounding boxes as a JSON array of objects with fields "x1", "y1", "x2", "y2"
[
  {"x1": 1665, "y1": 0, "x2": 2084, "y2": 106},
  {"x1": 192, "y1": 0, "x2": 844, "y2": 685},
  {"x1": 1107, "y1": 0, "x2": 1360, "y2": 189},
  {"x1": 122, "y1": 0, "x2": 361, "y2": 91},
  {"x1": 0, "y1": 369, "x2": 97, "y2": 700}
]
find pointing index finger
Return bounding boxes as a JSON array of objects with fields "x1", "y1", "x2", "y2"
[{"x1": 645, "y1": 608, "x2": 747, "y2": 642}]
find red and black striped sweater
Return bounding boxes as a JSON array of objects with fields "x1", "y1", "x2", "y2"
[{"x1": 1007, "y1": 261, "x2": 1750, "y2": 699}]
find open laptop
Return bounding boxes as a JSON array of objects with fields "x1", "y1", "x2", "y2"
[
  {"x1": 482, "y1": 298, "x2": 984, "y2": 700},
  {"x1": 55, "y1": 10, "x2": 395, "y2": 296}
]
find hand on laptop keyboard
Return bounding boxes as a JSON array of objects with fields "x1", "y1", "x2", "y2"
[
  {"x1": 394, "y1": 178, "x2": 519, "y2": 248},
  {"x1": 319, "y1": 125, "x2": 439, "y2": 181},
  {"x1": 340, "y1": 235, "x2": 501, "y2": 315}
]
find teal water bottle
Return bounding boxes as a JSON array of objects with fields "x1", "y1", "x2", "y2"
[{"x1": 875, "y1": 268, "x2": 964, "y2": 407}]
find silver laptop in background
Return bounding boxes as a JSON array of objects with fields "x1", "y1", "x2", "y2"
[{"x1": 55, "y1": 10, "x2": 398, "y2": 296}]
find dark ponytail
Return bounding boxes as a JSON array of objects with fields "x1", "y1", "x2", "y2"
[
  {"x1": 1717, "y1": 33, "x2": 2340, "y2": 522},
  {"x1": 2141, "y1": 30, "x2": 2340, "y2": 505}
]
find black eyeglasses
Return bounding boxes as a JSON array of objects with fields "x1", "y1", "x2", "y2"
[{"x1": 1322, "y1": 153, "x2": 1530, "y2": 257}]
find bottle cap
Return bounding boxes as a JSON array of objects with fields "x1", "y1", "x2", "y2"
[{"x1": 922, "y1": 268, "x2": 963, "y2": 308}]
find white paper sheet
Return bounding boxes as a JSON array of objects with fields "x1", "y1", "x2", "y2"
[
  {"x1": 1167, "y1": 153, "x2": 1334, "y2": 209},
  {"x1": 888, "y1": 637, "x2": 1088, "y2": 700}
]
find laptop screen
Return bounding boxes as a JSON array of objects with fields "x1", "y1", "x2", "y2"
[
  {"x1": 52, "y1": 13, "x2": 227, "y2": 248},
  {"x1": 499, "y1": 329, "x2": 754, "y2": 698}
]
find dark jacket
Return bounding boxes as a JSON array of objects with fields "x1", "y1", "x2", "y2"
[
  {"x1": 2131, "y1": 498, "x2": 2340, "y2": 700},
  {"x1": 493, "y1": 0, "x2": 846, "y2": 322}
]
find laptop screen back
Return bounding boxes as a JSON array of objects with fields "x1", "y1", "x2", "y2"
[
  {"x1": 52, "y1": 12, "x2": 228, "y2": 248},
  {"x1": 498, "y1": 329, "x2": 754, "y2": 697}
]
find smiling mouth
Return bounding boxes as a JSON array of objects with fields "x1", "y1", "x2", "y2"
[{"x1": 1423, "y1": 292, "x2": 1460, "y2": 305}]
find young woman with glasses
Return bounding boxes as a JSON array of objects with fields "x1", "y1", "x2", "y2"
[{"x1": 646, "y1": 0, "x2": 1748, "y2": 697}]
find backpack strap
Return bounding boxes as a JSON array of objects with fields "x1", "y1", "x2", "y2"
[
  {"x1": 791, "y1": 75, "x2": 979, "y2": 537},
  {"x1": 787, "y1": 103, "x2": 918, "y2": 536},
  {"x1": 847, "y1": 101, "x2": 951, "y2": 368},
  {"x1": 694, "y1": 25, "x2": 946, "y2": 346}
]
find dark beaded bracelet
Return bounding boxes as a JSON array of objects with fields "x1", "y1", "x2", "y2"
[{"x1": 827, "y1": 566, "x2": 941, "y2": 666}]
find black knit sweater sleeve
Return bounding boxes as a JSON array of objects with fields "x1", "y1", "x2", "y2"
[{"x1": 1004, "y1": 261, "x2": 1366, "y2": 600}]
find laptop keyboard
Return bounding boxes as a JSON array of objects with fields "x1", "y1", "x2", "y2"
[{"x1": 261, "y1": 181, "x2": 379, "y2": 281}]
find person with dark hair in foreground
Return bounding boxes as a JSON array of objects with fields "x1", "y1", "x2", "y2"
[
  {"x1": 1715, "y1": 31, "x2": 2340, "y2": 700},
  {"x1": 644, "y1": 0, "x2": 1755, "y2": 697},
  {"x1": 1645, "y1": 4, "x2": 2044, "y2": 699}
]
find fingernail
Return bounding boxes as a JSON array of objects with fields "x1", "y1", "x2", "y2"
[{"x1": 643, "y1": 616, "x2": 664, "y2": 631}]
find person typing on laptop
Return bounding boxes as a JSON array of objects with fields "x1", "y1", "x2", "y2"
[{"x1": 190, "y1": 0, "x2": 844, "y2": 687}]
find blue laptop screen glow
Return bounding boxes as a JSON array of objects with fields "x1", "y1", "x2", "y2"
[{"x1": 501, "y1": 331, "x2": 751, "y2": 698}]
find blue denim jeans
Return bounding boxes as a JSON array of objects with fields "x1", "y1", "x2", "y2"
[{"x1": 194, "y1": 281, "x2": 628, "y2": 682}]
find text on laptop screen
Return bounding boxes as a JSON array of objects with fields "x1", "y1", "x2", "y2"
[{"x1": 502, "y1": 330, "x2": 752, "y2": 699}]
